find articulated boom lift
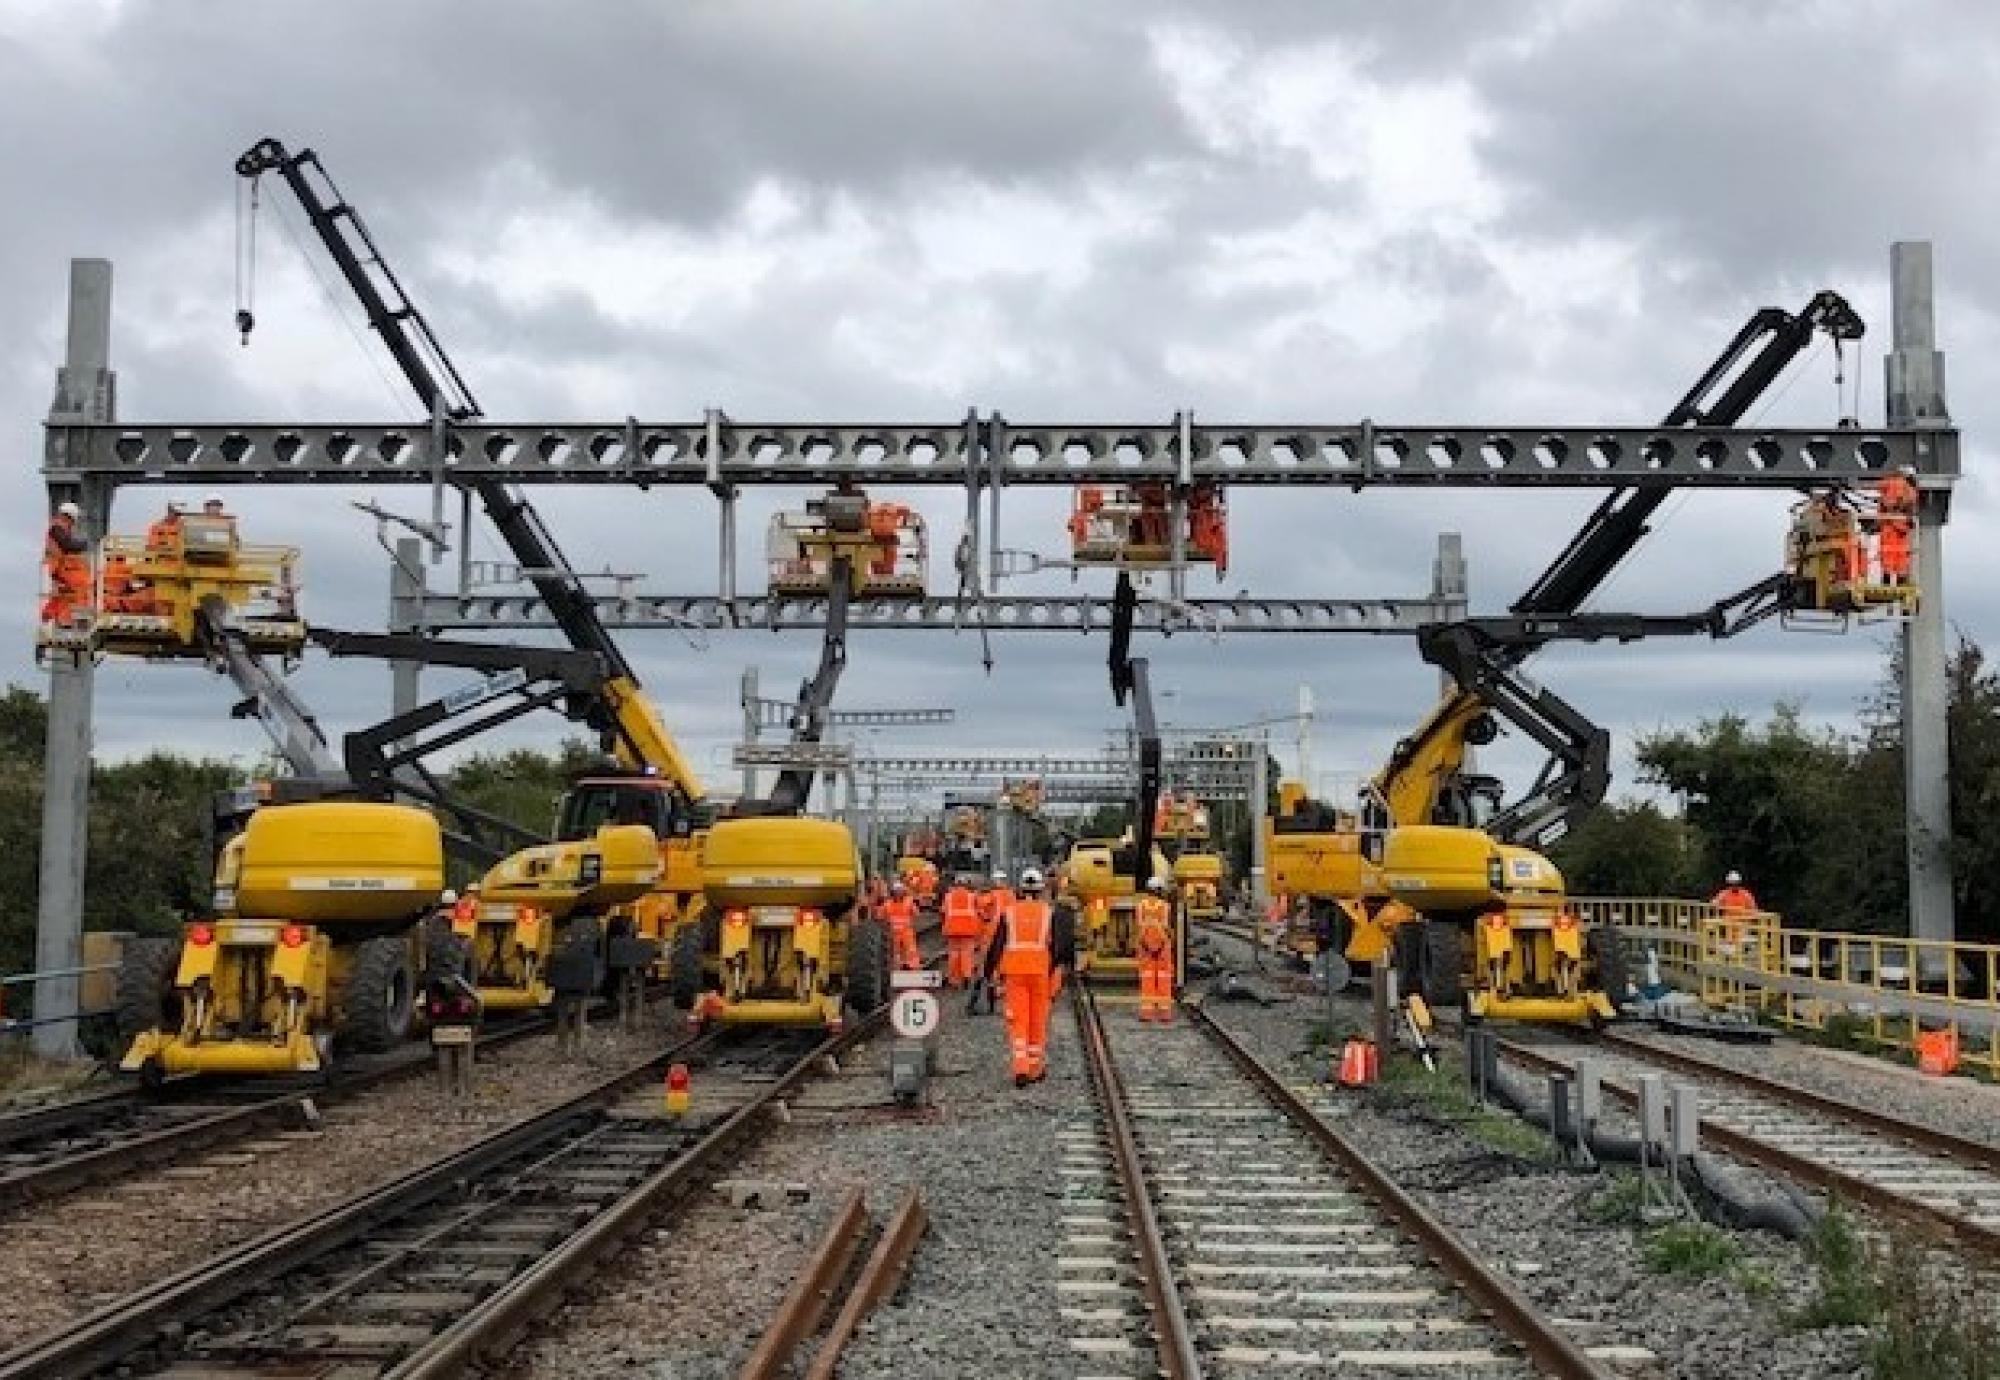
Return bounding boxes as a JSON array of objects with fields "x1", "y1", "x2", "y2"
[
  {"x1": 1065, "y1": 575, "x2": 1179, "y2": 983},
  {"x1": 1271, "y1": 290, "x2": 1901, "y2": 1024}
]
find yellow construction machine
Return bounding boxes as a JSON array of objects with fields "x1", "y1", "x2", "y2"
[
  {"x1": 1156, "y1": 790, "x2": 1226, "y2": 921},
  {"x1": 118, "y1": 799, "x2": 449, "y2": 1080},
  {"x1": 1064, "y1": 835, "x2": 1173, "y2": 980}
]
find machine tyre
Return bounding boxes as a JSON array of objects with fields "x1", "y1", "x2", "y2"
[
  {"x1": 669, "y1": 909, "x2": 719, "y2": 1011},
  {"x1": 845, "y1": 916, "x2": 891, "y2": 1015},
  {"x1": 1423, "y1": 922, "x2": 1466, "y2": 1011},
  {"x1": 424, "y1": 927, "x2": 473, "y2": 984},
  {"x1": 115, "y1": 936, "x2": 182, "y2": 1040},
  {"x1": 1588, "y1": 926, "x2": 1631, "y2": 1013},
  {"x1": 341, "y1": 935, "x2": 415, "y2": 1054}
]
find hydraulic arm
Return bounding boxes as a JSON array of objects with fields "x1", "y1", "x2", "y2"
[
  {"x1": 1402, "y1": 292, "x2": 1865, "y2": 843},
  {"x1": 1110, "y1": 574, "x2": 1163, "y2": 880},
  {"x1": 763, "y1": 556, "x2": 853, "y2": 814},
  {"x1": 236, "y1": 137, "x2": 704, "y2": 804}
]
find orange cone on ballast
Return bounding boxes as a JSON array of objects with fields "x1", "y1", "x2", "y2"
[
  {"x1": 665, "y1": 1063, "x2": 691, "y2": 1116},
  {"x1": 1337, "y1": 1039, "x2": 1379, "y2": 1087}
]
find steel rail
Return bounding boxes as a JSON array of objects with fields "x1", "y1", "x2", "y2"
[
  {"x1": 737, "y1": 1189, "x2": 872, "y2": 1380},
  {"x1": 1074, "y1": 984, "x2": 1205, "y2": 1380},
  {"x1": 0, "y1": 1026, "x2": 714, "y2": 1380},
  {"x1": 1190, "y1": 1004, "x2": 1614, "y2": 1380},
  {"x1": 0, "y1": 1009, "x2": 560, "y2": 1214},
  {"x1": 1494, "y1": 1034, "x2": 2000, "y2": 1260},
  {"x1": 802, "y1": 1189, "x2": 929, "y2": 1380}
]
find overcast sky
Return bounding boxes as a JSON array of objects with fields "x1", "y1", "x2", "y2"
[{"x1": 3, "y1": 0, "x2": 1995, "y2": 818}]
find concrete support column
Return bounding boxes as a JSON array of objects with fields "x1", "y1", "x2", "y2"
[
  {"x1": 1885, "y1": 241, "x2": 1955, "y2": 951},
  {"x1": 739, "y1": 667, "x2": 759, "y2": 799},
  {"x1": 1249, "y1": 743, "x2": 1269, "y2": 916},
  {"x1": 34, "y1": 259, "x2": 115, "y2": 1059}
]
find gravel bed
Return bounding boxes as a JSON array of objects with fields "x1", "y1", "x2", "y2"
[
  {"x1": 1190, "y1": 926, "x2": 1868, "y2": 1380},
  {"x1": 507, "y1": 986, "x2": 1081, "y2": 1379},
  {"x1": 0, "y1": 1003, "x2": 673, "y2": 1352},
  {"x1": 1615, "y1": 1020, "x2": 2000, "y2": 1149}
]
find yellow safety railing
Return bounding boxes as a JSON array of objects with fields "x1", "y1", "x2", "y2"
[{"x1": 1574, "y1": 896, "x2": 2000, "y2": 1076}]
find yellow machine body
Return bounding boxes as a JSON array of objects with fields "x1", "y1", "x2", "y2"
[
  {"x1": 462, "y1": 824, "x2": 662, "y2": 1011},
  {"x1": 767, "y1": 491, "x2": 928, "y2": 599},
  {"x1": 688, "y1": 816, "x2": 873, "y2": 1029},
  {"x1": 121, "y1": 802, "x2": 444, "y2": 1077},
  {"x1": 1065, "y1": 838, "x2": 1175, "y2": 982},
  {"x1": 1383, "y1": 826, "x2": 1615, "y2": 1026},
  {"x1": 1171, "y1": 850, "x2": 1226, "y2": 919},
  {"x1": 1785, "y1": 495, "x2": 1920, "y2": 619},
  {"x1": 38, "y1": 515, "x2": 306, "y2": 660}
]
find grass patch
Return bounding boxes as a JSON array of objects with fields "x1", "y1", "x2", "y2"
[
  {"x1": 1375, "y1": 1057, "x2": 1551, "y2": 1161},
  {"x1": 1584, "y1": 1171, "x2": 1648, "y2": 1227},
  {"x1": 1796, "y1": 1204, "x2": 1879, "y2": 1329},
  {"x1": 1868, "y1": 1235, "x2": 1999, "y2": 1380},
  {"x1": 1643, "y1": 1222, "x2": 1741, "y2": 1277}
]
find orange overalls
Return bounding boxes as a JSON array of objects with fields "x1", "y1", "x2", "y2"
[
  {"x1": 1710, "y1": 885, "x2": 1759, "y2": 951},
  {"x1": 41, "y1": 516, "x2": 90, "y2": 625},
  {"x1": 449, "y1": 892, "x2": 481, "y2": 935},
  {"x1": 1135, "y1": 896, "x2": 1175, "y2": 1022},
  {"x1": 1875, "y1": 473, "x2": 1917, "y2": 583},
  {"x1": 998, "y1": 899, "x2": 1054, "y2": 1082},
  {"x1": 941, "y1": 886, "x2": 981, "y2": 988},
  {"x1": 881, "y1": 895, "x2": 922, "y2": 971}
]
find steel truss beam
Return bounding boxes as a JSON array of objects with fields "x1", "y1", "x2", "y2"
[
  {"x1": 742, "y1": 697, "x2": 954, "y2": 730},
  {"x1": 410, "y1": 592, "x2": 1459, "y2": 634},
  {"x1": 46, "y1": 419, "x2": 1955, "y2": 489}
]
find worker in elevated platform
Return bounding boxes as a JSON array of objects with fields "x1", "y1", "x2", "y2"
[
  {"x1": 1135, "y1": 877, "x2": 1175, "y2": 1023},
  {"x1": 1875, "y1": 464, "x2": 1918, "y2": 585},
  {"x1": 989, "y1": 867, "x2": 1076, "y2": 1086},
  {"x1": 881, "y1": 881, "x2": 922, "y2": 972},
  {"x1": 144, "y1": 503, "x2": 183, "y2": 553},
  {"x1": 1710, "y1": 871, "x2": 1759, "y2": 952},
  {"x1": 41, "y1": 501, "x2": 90, "y2": 626},
  {"x1": 941, "y1": 878, "x2": 981, "y2": 988}
]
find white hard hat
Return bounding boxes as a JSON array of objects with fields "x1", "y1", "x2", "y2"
[
  {"x1": 204, "y1": 493, "x2": 225, "y2": 506},
  {"x1": 1725, "y1": 871, "x2": 1743, "y2": 885},
  {"x1": 440, "y1": 889, "x2": 458, "y2": 905},
  {"x1": 1899, "y1": 464, "x2": 1917, "y2": 476},
  {"x1": 1018, "y1": 867, "x2": 1045, "y2": 889},
  {"x1": 990, "y1": 870, "x2": 1008, "y2": 883},
  {"x1": 56, "y1": 501, "x2": 80, "y2": 519},
  {"x1": 467, "y1": 880, "x2": 482, "y2": 893},
  {"x1": 1146, "y1": 877, "x2": 1167, "y2": 893}
]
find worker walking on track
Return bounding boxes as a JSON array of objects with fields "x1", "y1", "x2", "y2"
[
  {"x1": 1135, "y1": 877, "x2": 1176, "y2": 1023},
  {"x1": 882, "y1": 881, "x2": 922, "y2": 972},
  {"x1": 1875, "y1": 463, "x2": 1918, "y2": 585},
  {"x1": 967, "y1": 872, "x2": 1010, "y2": 1015},
  {"x1": 941, "y1": 877, "x2": 981, "y2": 988},
  {"x1": 987, "y1": 867, "x2": 1075, "y2": 1087},
  {"x1": 1710, "y1": 870, "x2": 1759, "y2": 952}
]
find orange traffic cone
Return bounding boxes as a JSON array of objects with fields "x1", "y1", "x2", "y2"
[
  {"x1": 1337, "y1": 1039, "x2": 1379, "y2": 1087},
  {"x1": 665, "y1": 1063, "x2": 691, "y2": 1116}
]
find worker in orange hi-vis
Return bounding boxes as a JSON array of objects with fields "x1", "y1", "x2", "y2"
[
  {"x1": 968, "y1": 872, "x2": 1010, "y2": 1015},
  {"x1": 41, "y1": 501, "x2": 91, "y2": 626},
  {"x1": 940, "y1": 879, "x2": 982, "y2": 988},
  {"x1": 1874, "y1": 464, "x2": 1918, "y2": 585},
  {"x1": 880, "y1": 882, "x2": 922, "y2": 972},
  {"x1": 987, "y1": 867, "x2": 1075, "y2": 1086},
  {"x1": 1135, "y1": 877, "x2": 1176, "y2": 1023},
  {"x1": 1710, "y1": 870, "x2": 1760, "y2": 952}
]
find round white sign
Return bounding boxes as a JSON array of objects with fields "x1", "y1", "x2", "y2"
[{"x1": 889, "y1": 989, "x2": 941, "y2": 1040}]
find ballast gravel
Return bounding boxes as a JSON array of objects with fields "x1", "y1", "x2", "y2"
[
  {"x1": 0, "y1": 1006, "x2": 672, "y2": 1352},
  {"x1": 504, "y1": 985, "x2": 1079, "y2": 1379}
]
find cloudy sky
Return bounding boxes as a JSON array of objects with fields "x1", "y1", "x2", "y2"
[{"x1": 3, "y1": 0, "x2": 1995, "y2": 818}]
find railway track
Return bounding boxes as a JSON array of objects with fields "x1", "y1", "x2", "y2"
[
  {"x1": 1068, "y1": 986, "x2": 1611, "y2": 1378},
  {"x1": 1496, "y1": 1028, "x2": 2000, "y2": 1256},
  {"x1": 0, "y1": 1011, "x2": 563, "y2": 1214},
  {"x1": 0, "y1": 1019, "x2": 862, "y2": 1380}
]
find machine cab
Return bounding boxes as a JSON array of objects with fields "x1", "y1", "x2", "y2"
[{"x1": 556, "y1": 776, "x2": 698, "y2": 843}]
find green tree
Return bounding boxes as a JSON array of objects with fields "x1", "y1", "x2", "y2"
[{"x1": 1548, "y1": 801, "x2": 1698, "y2": 898}]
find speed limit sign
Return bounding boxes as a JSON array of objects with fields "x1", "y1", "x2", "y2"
[{"x1": 889, "y1": 989, "x2": 941, "y2": 1039}]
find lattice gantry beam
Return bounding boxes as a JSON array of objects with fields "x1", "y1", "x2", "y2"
[
  {"x1": 46, "y1": 420, "x2": 1957, "y2": 489},
  {"x1": 410, "y1": 593, "x2": 1458, "y2": 635}
]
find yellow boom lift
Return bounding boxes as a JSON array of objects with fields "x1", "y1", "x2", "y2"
[{"x1": 1270, "y1": 290, "x2": 1915, "y2": 1025}]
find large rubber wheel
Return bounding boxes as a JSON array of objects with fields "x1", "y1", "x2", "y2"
[
  {"x1": 1423, "y1": 922, "x2": 1466, "y2": 1011},
  {"x1": 669, "y1": 909, "x2": 719, "y2": 1011},
  {"x1": 1588, "y1": 926, "x2": 1630, "y2": 1012},
  {"x1": 424, "y1": 928, "x2": 473, "y2": 984},
  {"x1": 340, "y1": 935, "x2": 415, "y2": 1054},
  {"x1": 115, "y1": 936, "x2": 182, "y2": 1040},
  {"x1": 845, "y1": 917, "x2": 891, "y2": 1015}
]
